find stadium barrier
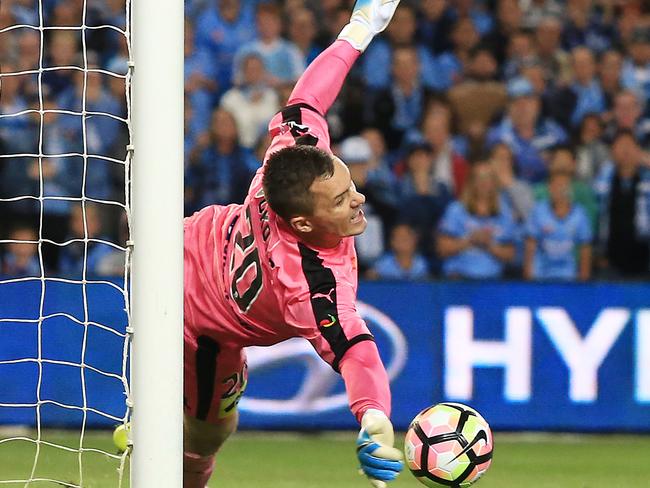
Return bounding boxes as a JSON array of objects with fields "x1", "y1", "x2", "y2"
[{"x1": 1, "y1": 279, "x2": 649, "y2": 432}]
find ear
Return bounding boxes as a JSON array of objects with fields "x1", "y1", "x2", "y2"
[{"x1": 289, "y1": 215, "x2": 313, "y2": 234}]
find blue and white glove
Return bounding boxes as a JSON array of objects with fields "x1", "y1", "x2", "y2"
[
  {"x1": 356, "y1": 409, "x2": 404, "y2": 488},
  {"x1": 338, "y1": 0, "x2": 402, "y2": 52}
]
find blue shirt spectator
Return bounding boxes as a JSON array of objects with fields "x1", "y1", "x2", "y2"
[
  {"x1": 438, "y1": 201, "x2": 515, "y2": 279},
  {"x1": 486, "y1": 117, "x2": 567, "y2": 183},
  {"x1": 368, "y1": 223, "x2": 430, "y2": 281},
  {"x1": 371, "y1": 252, "x2": 430, "y2": 281},
  {"x1": 561, "y1": 12, "x2": 614, "y2": 54},
  {"x1": 621, "y1": 60, "x2": 650, "y2": 105},
  {"x1": 437, "y1": 162, "x2": 516, "y2": 279},
  {"x1": 367, "y1": 46, "x2": 435, "y2": 150},
  {"x1": 362, "y1": 40, "x2": 439, "y2": 91},
  {"x1": 525, "y1": 197, "x2": 592, "y2": 281},
  {"x1": 431, "y1": 17, "x2": 481, "y2": 91},
  {"x1": 568, "y1": 47, "x2": 605, "y2": 127},
  {"x1": 361, "y1": 5, "x2": 439, "y2": 90},
  {"x1": 185, "y1": 108, "x2": 257, "y2": 214},
  {"x1": 487, "y1": 77, "x2": 568, "y2": 183},
  {"x1": 195, "y1": 0, "x2": 256, "y2": 95},
  {"x1": 621, "y1": 28, "x2": 650, "y2": 104},
  {"x1": 233, "y1": 3, "x2": 304, "y2": 86}
]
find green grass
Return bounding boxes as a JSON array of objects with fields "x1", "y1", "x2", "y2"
[{"x1": 0, "y1": 430, "x2": 649, "y2": 487}]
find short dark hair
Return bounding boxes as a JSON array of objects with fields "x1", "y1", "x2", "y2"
[{"x1": 263, "y1": 145, "x2": 334, "y2": 221}]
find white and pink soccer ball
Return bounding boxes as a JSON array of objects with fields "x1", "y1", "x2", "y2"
[{"x1": 404, "y1": 403, "x2": 493, "y2": 487}]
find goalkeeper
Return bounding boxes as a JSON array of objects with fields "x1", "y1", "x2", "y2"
[{"x1": 183, "y1": 1, "x2": 404, "y2": 487}]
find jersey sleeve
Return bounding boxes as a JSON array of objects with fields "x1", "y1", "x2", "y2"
[
  {"x1": 262, "y1": 40, "x2": 362, "y2": 163},
  {"x1": 264, "y1": 103, "x2": 332, "y2": 161},
  {"x1": 277, "y1": 241, "x2": 374, "y2": 372},
  {"x1": 339, "y1": 339, "x2": 392, "y2": 421}
]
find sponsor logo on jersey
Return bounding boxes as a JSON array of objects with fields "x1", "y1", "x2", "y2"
[
  {"x1": 312, "y1": 288, "x2": 336, "y2": 303},
  {"x1": 319, "y1": 314, "x2": 337, "y2": 328}
]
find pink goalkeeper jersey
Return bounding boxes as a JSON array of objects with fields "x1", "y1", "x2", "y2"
[
  {"x1": 185, "y1": 41, "x2": 390, "y2": 420},
  {"x1": 184, "y1": 88, "x2": 370, "y2": 373}
]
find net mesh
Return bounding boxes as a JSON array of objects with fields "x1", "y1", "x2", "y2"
[{"x1": 0, "y1": 0, "x2": 132, "y2": 485}]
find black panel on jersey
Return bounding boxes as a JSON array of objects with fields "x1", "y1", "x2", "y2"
[
  {"x1": 332, "y1": 333, "x2": 375, "y2": 372},
  {"x1": 295, "y1": 134, "x2": 319, "y2": 146},
  {"x1": 195, "y1": 335, "x2": 220, "y2": 421},
  {"x1": 281, "y1": 102, "x2": 320, "y2": 123},
  {"x1": 298, "y1": 243, "x2": 374, "y2": 372},
  {"x1": 281, "y1": 103, "x2": 321, "y2": 146}
]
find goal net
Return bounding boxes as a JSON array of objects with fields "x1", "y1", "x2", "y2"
[{"x1": 0, "y1": 0, "x2": 133, "y2": 485}]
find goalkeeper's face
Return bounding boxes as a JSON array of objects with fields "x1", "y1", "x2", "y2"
[{"x1": 307, "y1": 157, "x2": 367, "y2": 239}]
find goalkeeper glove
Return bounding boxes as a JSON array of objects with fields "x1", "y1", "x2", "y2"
[
  {"x1": 338, "y1": 0, "x2": 402, "y2": 52},
  {"x1": 356, "y1": 409, "x2": 404, "y2": 488}
]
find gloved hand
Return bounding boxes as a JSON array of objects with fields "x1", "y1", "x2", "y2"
[
  {"x1": 356, "y1": 409, "x2": 404, "y2": 488},
  {"x1": 338, "y1": 0, "x2": 402, "y2": 52}
]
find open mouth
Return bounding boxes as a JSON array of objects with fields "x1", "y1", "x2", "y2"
[{"x1": 351, "y1": 209, "x2": 364, "y2": 224}]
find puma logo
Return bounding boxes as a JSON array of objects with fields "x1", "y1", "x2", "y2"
[{"x1": 312, "y1": 287, "x2": 335, "y2": 303}]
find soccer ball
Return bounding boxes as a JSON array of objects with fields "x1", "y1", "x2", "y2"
[{"x1": 403, "y1": 403, "x2": 493, "y2": 487}]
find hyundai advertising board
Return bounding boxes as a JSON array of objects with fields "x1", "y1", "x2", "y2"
[{"x1": 0, "y1": 279, "x2": 649, "y2": 431}]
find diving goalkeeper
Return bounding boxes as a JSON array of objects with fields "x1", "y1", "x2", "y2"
[{"x1": 183, "y1": 1, "x2": 404, "y2": 486}]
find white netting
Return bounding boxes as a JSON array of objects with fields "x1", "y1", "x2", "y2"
[{"x1": 0, "y1": 0, "x2": 132, "y2": 486}]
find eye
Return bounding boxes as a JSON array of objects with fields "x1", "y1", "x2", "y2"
[{"x1": 335, "y1": 198, "x2": 344, "y2": 206}]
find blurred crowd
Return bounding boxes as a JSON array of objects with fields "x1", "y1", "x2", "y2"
[{"x1": 1, "y1": 0, "x2": 650, "y2": 282}]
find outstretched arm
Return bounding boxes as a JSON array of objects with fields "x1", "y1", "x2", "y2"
[
  {"x1": 263, "y1": 0, "x2": 400, "y2": 160},
  {"x1": 339, "y1": 339, "x2": 391, "y2": 421},
  {"x1": 286, "y1": 40, "x2": 361, "y2": 116},
  {"x1": 340, "y1": 340, "x2": 403, "y2": 488},
  {"x1": 287, "y1": 0, "x2": 401, "y2": 116}
]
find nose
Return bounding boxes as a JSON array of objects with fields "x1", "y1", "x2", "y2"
[{"x1": 351, "y1": 189, "x2": 366, "y2": 207}]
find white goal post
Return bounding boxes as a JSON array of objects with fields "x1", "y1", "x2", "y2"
[{"x1": 131, "y1": 0, "x2": 184, "y2": 485}]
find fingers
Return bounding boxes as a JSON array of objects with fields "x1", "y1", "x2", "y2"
[
  {"x1": 368, "y1": 445, "x2": 404, "y2": 462},
  {"x1": 358, "y1": 444, "x2": 404, "y2": 471},
  {"x1": 357, "y1": 412, "x2": 403, "y2": 486},
  {"x1": 358, "y1": 443, "x2": 404, "y2": 485},
  {"x1": 361, "y1": 464, "x2": 400, "y2": 482}
]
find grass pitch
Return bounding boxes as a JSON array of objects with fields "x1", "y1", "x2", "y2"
[{"x1": 0, "y1": 430, "x2": 648, "y2": 487}]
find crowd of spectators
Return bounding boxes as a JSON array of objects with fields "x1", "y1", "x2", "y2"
[{"x1": 1, "y1": 0, "x2": 650, "y2": 282}]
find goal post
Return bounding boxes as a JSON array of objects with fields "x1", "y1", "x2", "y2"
[{"x1": 131, "y1": 0, "x2": 184, "y2": 484}]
